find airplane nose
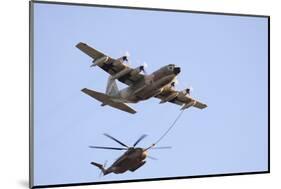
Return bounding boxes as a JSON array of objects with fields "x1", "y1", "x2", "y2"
[{"x1": 173, "y1": 67, "x2": 181, "y2": 75}]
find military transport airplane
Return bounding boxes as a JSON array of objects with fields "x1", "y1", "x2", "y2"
[{"x1": 76, "y1": 42, "x2": 207, "y2": 114}]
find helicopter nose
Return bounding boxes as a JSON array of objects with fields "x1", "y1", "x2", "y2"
[
  {"x1": 142, "y1": 151, "x2": 148, "y2": 159},
  {"x1": 173, "y1": 67, "x2": 181, "y2": 75}
]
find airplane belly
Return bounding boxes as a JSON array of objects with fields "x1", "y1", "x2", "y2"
[
  {"x1": 135, "y1": 75, "x2": 175, "y2": 99},
  {"x1": 137, "y1": 88, "x2": 163, "y2": 100},
  {"x1": 119, "y1": 74, "x2": 175, "y2": 101},
  {"x1": 119, "y1": 88, "x2": 140, "y2": 103}
]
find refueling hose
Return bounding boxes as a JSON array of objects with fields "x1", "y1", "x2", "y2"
[{"x1": 151, "y1": 109, "x2": 185, "y2": 148}]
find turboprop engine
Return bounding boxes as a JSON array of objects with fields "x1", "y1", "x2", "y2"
[
  {"x1": 180, "y1": 88, "x2": 190, "y2": 95},
  {"x1": 114, "y1": 56, "x2": 128, "y2": 65},
  {"x1": 111, "y1": 65, "x2": 146, "y2": 80},
  {"x1": 131, "y1": 65, "x2": 145, "y2": 76},
  {"x1": 159, "y1": 88, "x2": 191, "y2": 104},
  {"x1": 159, "y1": 92, "x2": 178, "y2": 104}
]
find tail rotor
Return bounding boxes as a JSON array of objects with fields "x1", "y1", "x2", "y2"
[
  {"x1": 91, "y1": 161, "x2": 107, "y2": 177},
  {"x1": 99, "y1": 160, "x2": 107, "y2": 177}
]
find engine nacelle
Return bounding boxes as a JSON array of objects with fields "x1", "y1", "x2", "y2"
[
  {"x1": 113, "y1": 56, "x2": 129, "y2": 66},
  {"x1": 159, "y1": 92, "x2": 178, "y2": 104},
  {"x1": 111, "y1": 68, "x2": 131, "y2": 80},
  {"x1": 130, "y1": 66, "x2": 144, "y2": 76},
  {"x1": 180, "y1": 88, "x2": 190, "y2": 95},
  {"x1": 111, "y1": 65, "x2": 144, "y2": 80},
  {"x1": 91, "y1": 56, "x2": 109, "y2": 67}
]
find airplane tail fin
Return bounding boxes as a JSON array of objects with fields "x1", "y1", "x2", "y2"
[
  {"x1": 82, "y1": 88, "x2": 137, "y2": 114},
  {"x1": 106, "y1": 76, "x2": 119, "y2": 96}
]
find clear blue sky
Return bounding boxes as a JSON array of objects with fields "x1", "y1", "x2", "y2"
[{"x1": 33, "y1": 2, "x2": 268, "y2": 186}]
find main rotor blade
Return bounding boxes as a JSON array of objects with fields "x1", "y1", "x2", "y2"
[
  {"x1": 133, "y1": 134, "x2": 148, "y2": 147},
  {"x1": 103, "y1": 133, "x2": 129, "y2": 148},
  {"x1": 147, "y1": 155, "x2": 158, "y2": 160},
  {"x1": 150, "y1": 146, "x2": 172, "y2": 150},
  {"x1": 89, "y1": 146, "x2": 127, "y2": 150},
  {"x1": 145, "y1": 144, "x2": 172, "y2": 151}
]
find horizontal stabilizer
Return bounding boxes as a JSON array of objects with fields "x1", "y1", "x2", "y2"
[{"x1": 82, "y1": 88, "x2": 136, "y2": 114}]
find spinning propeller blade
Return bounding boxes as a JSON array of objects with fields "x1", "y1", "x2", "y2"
[
  {"x1": 133, "y1": 134, "x2": 147, "y2": 147},
  {"x1": 147, "y1": 155, "x2": 158, "y2": 160},
  {"x1": 89, "y1": 146, "x2": 127, "y2": 150},
  {"x1": 145, "y1": 144, "x2": 172, "y2": 151},
  {"x1": 103, "y1": 133, "x2": 129, "y2": 148},
  {"x1": 123, "y1": 51, "x2": 131, "y2": 66},
  {"x1": 98, "y1": 160, "x2": 108, "y2": 178},
  {"x1": 136, "y1": 60, "x2": 148, "y2": 74},
  {"x1": 141, "y1": 62, "x2": 148, "y2": 74},
  {"x1": 125, "y1": 51, "x2": 130, "y2": 58}
]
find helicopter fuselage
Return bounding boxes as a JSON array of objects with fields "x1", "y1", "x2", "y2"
[{"x1": 104, "y1": 148, "x2": 147, "y2": 175}]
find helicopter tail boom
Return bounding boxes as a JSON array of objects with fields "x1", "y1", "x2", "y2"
[{"x1": 91, "y1": 162, "x2": 108, "y2": 175}]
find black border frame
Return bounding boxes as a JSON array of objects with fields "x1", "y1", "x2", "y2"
[{"x1": 29, "y1": 1, "x2": 270, "y2": 188}]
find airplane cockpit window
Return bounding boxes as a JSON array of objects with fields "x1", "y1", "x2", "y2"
[{"x1": 168, "y1": 64, "x2": 174, "y2": 71}]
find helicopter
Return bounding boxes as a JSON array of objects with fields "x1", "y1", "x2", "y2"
[{"x1": 89, "y1": 133, "x2": 171, "y2": 175}]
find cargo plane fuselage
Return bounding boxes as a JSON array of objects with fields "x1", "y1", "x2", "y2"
[{"x1": 114, "y1": 64, "x2": 181, "y2": 103}]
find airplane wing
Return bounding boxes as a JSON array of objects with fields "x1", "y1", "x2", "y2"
[
  {"x1": 155, "y1": 87, "x2": 207, "y2": 110},
  {"x1": 76, "y1": 42, "x2": 144, "y2": 86},
  {"x1": 82, "y1": 88, "x2": 137, "y2": 114}
]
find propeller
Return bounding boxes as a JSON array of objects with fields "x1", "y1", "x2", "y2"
[
  {"x1": 144, "y1": 145, "x2": 171, "y2": 161},
  {"x1": 92, "y1": 134, "x2": 148, "y2": 150},
  {"x1": 136, "y1": 60, "x2": 148, "y2": 75},
  {"x1": 144, "y1": 143, "x2": 172, "y2": 151},
  {"x1": 99, "y1": 160, "x2": 108, "y2": 178},
  {"x1": 91, "y1": 134, "x2": 171, "y2": 152},
  {"x1": 125, "y1": 51, "x2": 130, "y2": 58},
  {"x1": 189, "y1": 86, "x2": 194, "y2": 93},
  {"x1": 103, "y1": 133, "x2": 129, "y2": 148},
  {"x1": 183, "y1": 86, "x2": 193, "y2": 95},
  {"x1": 122, "y1": 56, "x2": 128, "y2": 62},
  {"x1": 147, "y1": 155, "x2": 158, "y2": 160},
  {"x1": 89, "y1": 146, "x2": 127, "y2": 150},
  {"x1": 103, "y1": 160, "x2": 108, "y2": 168},
  {"x1": 133, "y1": 134, "x2": 147, "y2": 147},
  {"x1": 140, "y1": 62, "x2": 148, "y2": 74},
  {"x1": 122, "y1": 51, "x2": 131, "y2": 65},
  {"x1": 117, "y1": 50, "x2": 131, "y2": 66}
]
